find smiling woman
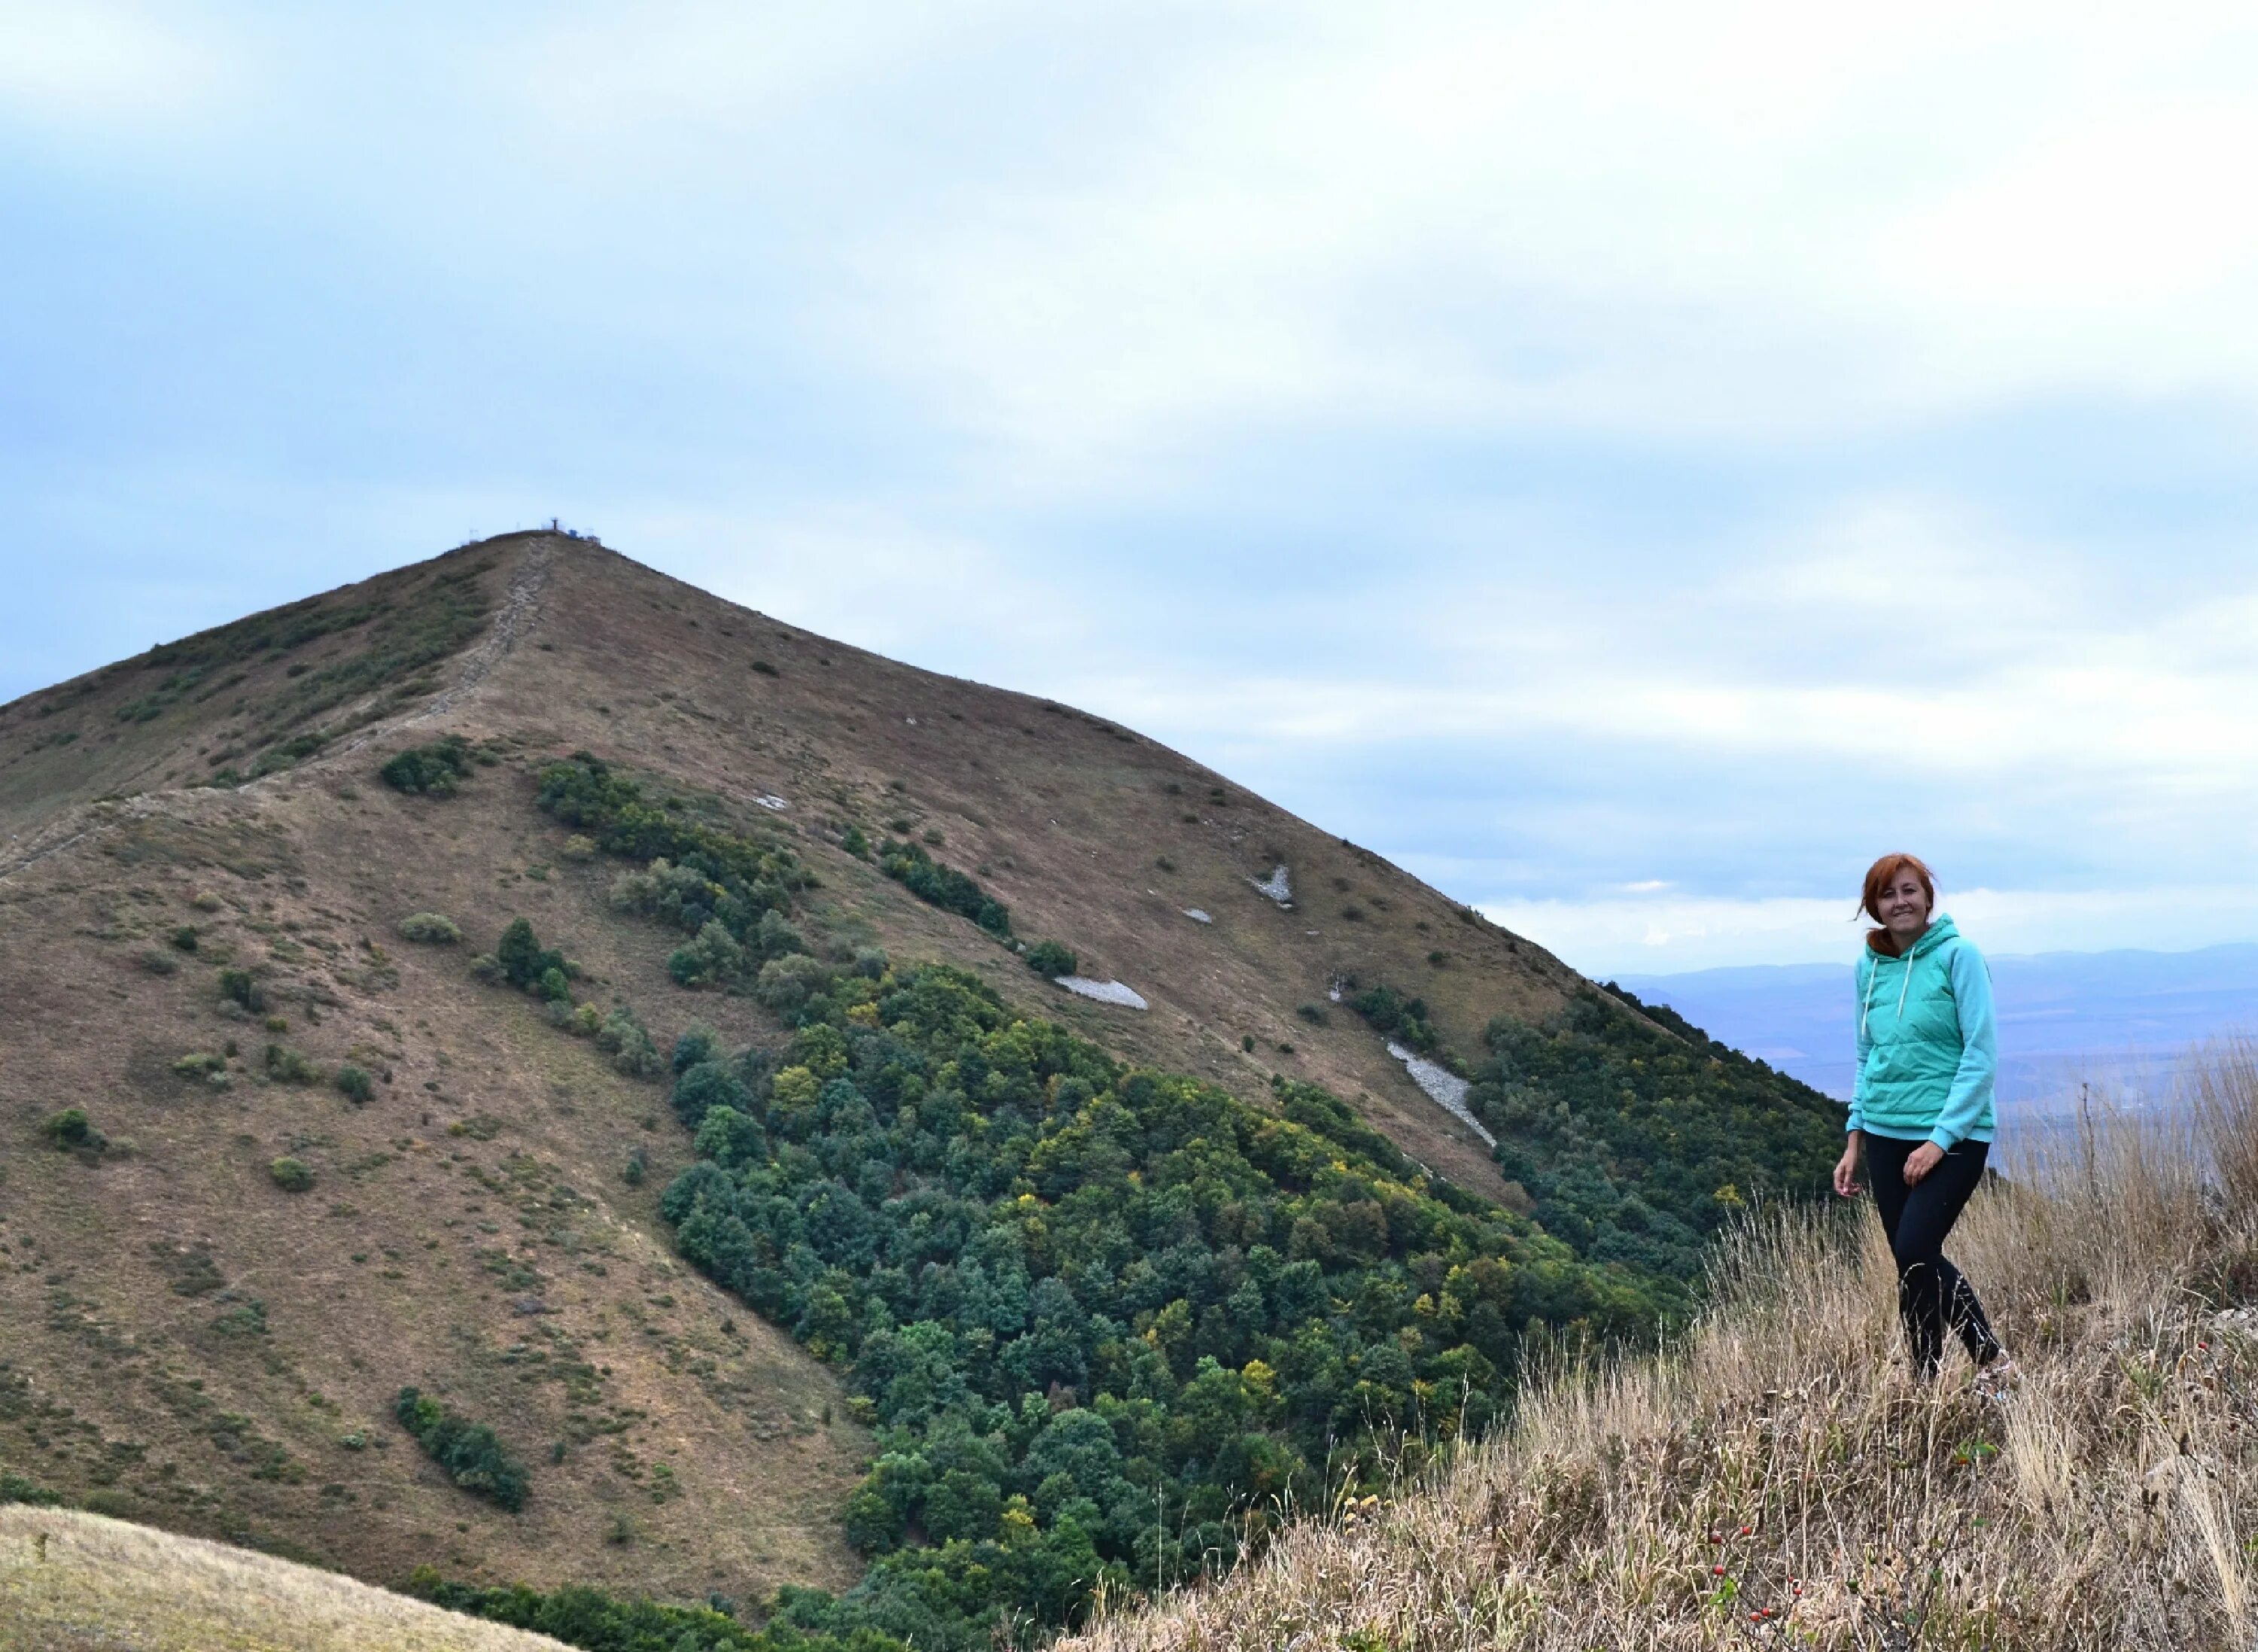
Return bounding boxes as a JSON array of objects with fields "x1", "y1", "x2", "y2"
[{"x1": 1833, "y1": 853, "x2": 2013, "y2": 1389}]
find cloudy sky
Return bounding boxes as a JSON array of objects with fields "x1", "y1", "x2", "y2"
[{"x1": 7, "y1": 2, "x2": 2258, "y2": 975}]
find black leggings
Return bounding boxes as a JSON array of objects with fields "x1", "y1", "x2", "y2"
[{"x1": 1863, "y1": 1133, "x2": 2001, "y2": 1377}]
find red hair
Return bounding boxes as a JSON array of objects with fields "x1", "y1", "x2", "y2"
[{"x1": 1858, "y1": 853, "x2": 1935, "y2": 955}]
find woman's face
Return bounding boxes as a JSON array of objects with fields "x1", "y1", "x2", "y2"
[{"x1": 1879, "y1": 869, "x2": 1931, "y2": 942}]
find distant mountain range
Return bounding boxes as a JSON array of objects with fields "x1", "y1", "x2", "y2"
[{"x1": 1615, "y1": 942, "x2": 2258, "y2": 1115}]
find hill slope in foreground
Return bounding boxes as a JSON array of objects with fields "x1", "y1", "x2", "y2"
[
  {"x1": 1069, "y1": 1072, "x2": 2258, "y2": 1652},
  {"x1": 0, "y1": 533, "x2": 1840, "y2": 1623},
  {"x1": 0, "y1": 1504, "x2": 572, "y2": 1652}
]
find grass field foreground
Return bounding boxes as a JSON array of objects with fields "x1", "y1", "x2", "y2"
[{"x1": 0, "y1": 1505, "x2": 572, "y2": 1652}]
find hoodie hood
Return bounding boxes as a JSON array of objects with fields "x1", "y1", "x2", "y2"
[
  {"x1": 1870, "y1": 912, "x2": 1960, "y2": 962},
  {"x1": 1907, "y1": 914, "x2": 1959, "y2": 958}
]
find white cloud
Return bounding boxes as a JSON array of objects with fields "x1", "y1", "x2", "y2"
[
  {"x1": 29, "y1": 5, "x2": 2258, "y2": 473},
  {"x1": 823, "y1": 2, "x2": 2258, "y2": 476},
  {"x1": 1067, "y1": 535, "x2": 2258, "y2": 795},
  {"x1": 0, "y1": 2, "x2": 230, "y2": 125},
  {"x1": 1913, "y1": 108, "x2": 2258, "y2": 301},
  {"x1": 504, "y1": 4, "x2": 993, "y2": 149},
  {"x1": 608, "y1": 504, "x2": 1089, "y2": 668}
]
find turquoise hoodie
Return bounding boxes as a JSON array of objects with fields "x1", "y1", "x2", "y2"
[{"x1": 1848, "y1": 913, "x2": 1997, "y2": 1150}]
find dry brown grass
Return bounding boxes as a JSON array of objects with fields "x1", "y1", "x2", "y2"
[
  {"x1": 1069, "y1": 1046, "x2": 2258, "y2": 1651},
  {"x1": 0, "y1": 777, "x2": 871, "y2": 1601},
  {"x1": 0, "y1": 1504, "x2": 571, "y2": 1650}
]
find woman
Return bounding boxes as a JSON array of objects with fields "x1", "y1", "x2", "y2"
[{"x1": 1832, "y1": 853, "x2": 2016, "y2": 1388}]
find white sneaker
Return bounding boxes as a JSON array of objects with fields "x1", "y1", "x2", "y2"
[{"x1": 1973, "y1": 1354, "x2": 2019, "y2": 1398}]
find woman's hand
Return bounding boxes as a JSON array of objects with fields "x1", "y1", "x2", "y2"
[
  {"x1": 1833, "y1": 1139, "x2": 1862, "y2": 1197},
  {"x1": 1903, "y1": 1142, "x2": 1945, "y2": 1185}
]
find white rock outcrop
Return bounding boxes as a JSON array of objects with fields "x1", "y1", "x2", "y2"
[
  {"x1": 1387, "y1": 1040, "x2": 1495, "y2": 1147},
  {"x1": 1057, "y1": 976, "x2": 1149, "y2": 1010},
  {"x1": 1248, "y1": 866, "x2": 1292, "y2": 905}
]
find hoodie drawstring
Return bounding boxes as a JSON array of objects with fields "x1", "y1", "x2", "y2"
[{"x1": 1861, "y1": 941, "x2": 1919, "y2": 1039}]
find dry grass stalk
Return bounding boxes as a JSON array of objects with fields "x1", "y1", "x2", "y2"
[
  {"x1": 0, "y1": 1504, "x2": 572, "y2": 1650},
  {"x1": 1068, "y1": 1042, "x2": 2258, "y2": 1651}
]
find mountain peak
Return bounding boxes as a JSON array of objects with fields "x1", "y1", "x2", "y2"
[{"x1": 0, "y1": 533, "x2": 1839, "y2": 1615}]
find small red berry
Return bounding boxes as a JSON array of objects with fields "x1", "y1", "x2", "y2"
[{"x1": 1739, "y1": 1525, "x2": 1752, "y2": 1535}]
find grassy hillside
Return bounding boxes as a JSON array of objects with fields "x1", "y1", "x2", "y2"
[
  {"x1": 0, "y1": 544, "x2": 511, "y2": 837},
  {"x1": 0, "y1": 531, "x2": 1842, "y2": 1632},
  {"x1": 0, "y1": 781, "x2": 870, "y2": 1601},
  {"x1": 1064, "y1": 1052, "x2": 2258, "y2": 1651},
  {"x1": 0, "y1": 1504, "x2": 574, "y2": 1650}
]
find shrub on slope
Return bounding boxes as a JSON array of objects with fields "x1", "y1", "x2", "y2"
[
  {"x1": 395, "y1": 1388, "x2": 531, "y2": 1513},
  {"x1": 539, "y1": 753, "x2": 805, "y2": 908},
  {"x1": 382, "y1": 735, "x2": 476, "y2": 795},
  {"x1": 875, "y1": 838, "x2": 1012, "y2": 937},
  {"x1": 537, "y1": 753, "x2": 811, "y2": 994}
]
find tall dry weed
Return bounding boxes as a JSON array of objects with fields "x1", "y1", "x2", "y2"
[{"x1": 1069, "y1": 1046, "x2": 2258, "y2": 1652}]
